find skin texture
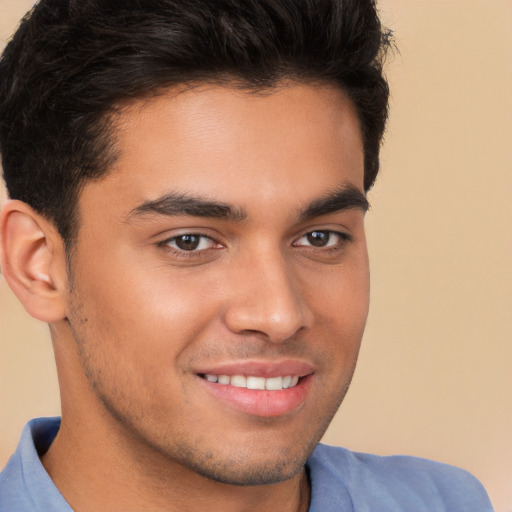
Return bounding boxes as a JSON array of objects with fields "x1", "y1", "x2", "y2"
[{"x1": 1, "y1": 83, "x2": 369, "y2": 512}]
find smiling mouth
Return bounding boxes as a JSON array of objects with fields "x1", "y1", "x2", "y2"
[{"x1": 199, "y1": 374, "x2": 300, "y2": 391}]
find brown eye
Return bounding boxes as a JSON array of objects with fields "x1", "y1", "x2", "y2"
[
  {"x1": 293, "y1": 230, "x2": 350, "y2": 249},
  {"x1": 306, "y1": 231, "x2": 331, "y2": 247},
  {"x1": 175, "y1": 234, "x2": 201, "y2": 251},
  {"x1": 162, "y1": 234, "x2": 217, "y2": 252}
]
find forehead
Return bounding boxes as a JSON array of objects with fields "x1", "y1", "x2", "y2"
[{"x1": 81, "y1": 83, "x2": 364, "y2": 219}]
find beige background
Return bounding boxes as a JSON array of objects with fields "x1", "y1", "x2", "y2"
[{"x1": 1, "y1": 0, "x2": 511, "y2": 510}]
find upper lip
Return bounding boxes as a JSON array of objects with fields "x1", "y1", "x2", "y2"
[{"x1": 195, "y1": 359, "x2": 315, "y2": 378}]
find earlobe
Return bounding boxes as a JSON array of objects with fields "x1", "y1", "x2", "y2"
[{"x1": 0, "y1": 200, "x2": 68, "y2": 322}]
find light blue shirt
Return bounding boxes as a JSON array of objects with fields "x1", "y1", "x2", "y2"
[{"x1": 0, "y1": 417, "x2": 493, "y2": 511}]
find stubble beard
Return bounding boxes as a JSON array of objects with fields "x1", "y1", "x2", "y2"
[{"x1": 65, "y1": 276, "x2": 359, "y2": 488}]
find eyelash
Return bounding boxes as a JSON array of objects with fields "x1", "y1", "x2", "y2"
[
  {"x1": 292, "y1": 230, "x2": 352, "y2": 251},
  {"x1": 157, "y1": 230, "x2": 352, "y2": 258}
]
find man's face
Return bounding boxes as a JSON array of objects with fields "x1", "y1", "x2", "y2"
[{"x1": 65, "y1": 84, "x2": 369, "y2": 484}]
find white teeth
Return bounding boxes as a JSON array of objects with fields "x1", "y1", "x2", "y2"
[
  {"x1": 265, "y1": 376, "x2": 283, "y2": 390},
  {"x1": 230, "y1": 375, "x2": 247, "y2": 388},
  {"x1": 203, "y1": 374, "x2": 300, "y2": 390},
  {"x1": 218, "y1": 375, "x2": 230, "y2": 385},
  {"x1": 247, "y1": 376, "x2": 266, "y2": 390}
]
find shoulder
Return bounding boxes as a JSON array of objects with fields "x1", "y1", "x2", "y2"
[
  {"x1": 0, "y1": 450, "x2": 35, "y2": 511},
  {"x1": 0, "y1": 417, "x2": 70, "y2": 512},
  {"x1": 307, "y1": 444, "x2": 493, "y2": 512}
]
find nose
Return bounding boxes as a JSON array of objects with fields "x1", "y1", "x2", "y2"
[{"x1": 223, "y1": 250, "x2": 313, "y2": 342}]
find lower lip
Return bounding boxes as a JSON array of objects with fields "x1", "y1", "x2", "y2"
[{"x1": 198, "y1": 375, "x2": 313, "y2": 417}]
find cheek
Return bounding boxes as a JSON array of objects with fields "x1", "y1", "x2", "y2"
[
  {"x1": 305, "y1": 254, "x2": 369, "y2": 364},
  {"x1": 66, "y1": 267, "x2": 206, "y2": 396},
  {"x1": 308, "y1": 253, "x2": 370, "y2": 325},
  {"x1": 74, "y1": 246, "x2": 218, "y2": 337}
]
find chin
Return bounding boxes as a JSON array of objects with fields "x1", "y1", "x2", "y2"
[
  {"x1": 186, "y1": 453, "x2": 307, "y2": 486},
  {"x1": 174, "y1": 430, "x2": 321, "y2": 486}
]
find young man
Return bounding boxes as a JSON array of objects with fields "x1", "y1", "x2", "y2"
[{"x1": 0, "y1": 1, "x2": 493, "y2": 511}]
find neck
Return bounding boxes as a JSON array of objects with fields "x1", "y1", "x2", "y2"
[{"x1": 41, "y1": 411, "x2": 311, "y2": 512}]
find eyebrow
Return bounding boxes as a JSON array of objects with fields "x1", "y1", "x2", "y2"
[
  {"x1": 127, "y1": 193, "x2": 247, "y2": 222},
  {"x1": 297, "y1": 185, "x2": 369, "y2": 221},
  {"x1": 127, "y1": 184, "x2": 368, "y2": 223}
]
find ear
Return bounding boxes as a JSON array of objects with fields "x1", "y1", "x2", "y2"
[{"x1": 0, "y1": 200, "x2": 68, "y2": 322}]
